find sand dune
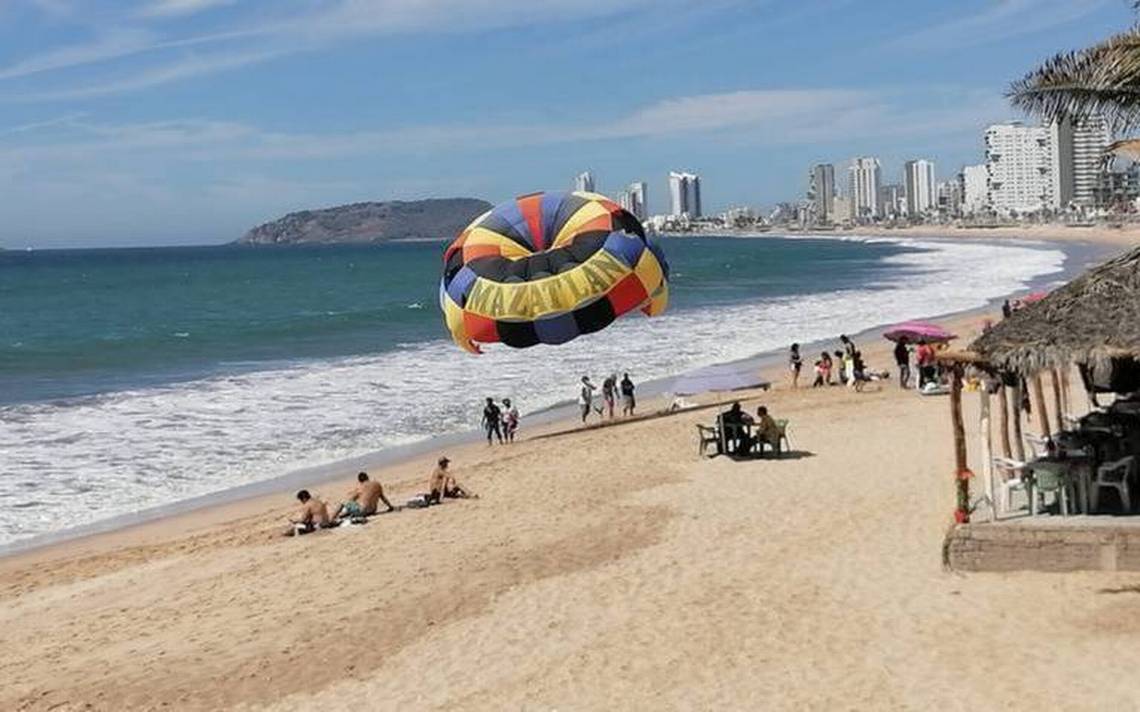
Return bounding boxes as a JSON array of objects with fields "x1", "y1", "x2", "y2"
[{"x1": 5, "y1": 313, "x2": 1140, "y2": 710}]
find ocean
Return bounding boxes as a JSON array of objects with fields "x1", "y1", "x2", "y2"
[{"x1": 0, "y1": 235, "x2": 1066, "y2": 547}]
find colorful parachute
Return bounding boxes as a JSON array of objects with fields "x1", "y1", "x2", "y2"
[{"x1": 440, "y1": 191, "x2": 669, "y2": 353}]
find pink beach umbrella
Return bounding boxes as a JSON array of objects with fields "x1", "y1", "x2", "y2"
[
  {"x1": 1022, "y1": 291, "x2": 1049, "y2": 304},
  {"x1": 882, "y1": 321, "x2": 957, "y2": 343}
]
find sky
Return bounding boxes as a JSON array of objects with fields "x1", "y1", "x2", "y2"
[{"x1": 0, "y1": 0, "x2": 1134, "y2": 248}]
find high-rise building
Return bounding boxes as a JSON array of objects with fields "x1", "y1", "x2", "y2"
[
  {"x1": 1051, "y1": 115, "x2": 1110, "y2": 209},
  {"x1": 808, "y1": 163, "x2": 835, "y2": 224},
  {"x1": 831, "y1": 195, "x2": 852, "y2": 223},
  {"x1": 574, "y1": 171, "x2": 595, "y2": 193},
  {"x1": 962, "y1": 164, "x2": 988, "y2": 215},
  {"x1": 1097, "y1": 156, "x2": 1140, "y2": 209},
  {"x1": 984, "y1": 122, "x2": 1054, "y2": 214},
  {"x1": 904, "y1": 159, "x2": 936, "y2": 216},
  {"x1": 848, "y1": 157, "x2": 881, "y2": 220},
  {"x1": 879, "y1": 183, "x2": 905, "y2": 219},
  {"x1": 627, "y1": 181, "x2": 648, "y2": 220},
  {"x1": 937, "y1": 179, "x2": 963, "y2": 215},
  {"x1": 668, "y1": 171, "x2": 701, "y2": 218}
]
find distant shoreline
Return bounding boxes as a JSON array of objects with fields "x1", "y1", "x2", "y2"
[{"x1": 663, "y1": 223, "x2": 1140, "y2": 248}]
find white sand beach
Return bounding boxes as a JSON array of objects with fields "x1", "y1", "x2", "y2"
[{"x1": 4, "y1": 308, "x2": 1140, "y2": 711}]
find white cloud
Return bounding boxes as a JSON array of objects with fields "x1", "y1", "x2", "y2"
[
  {"x1": 0, "y1": 86, "x2": 1001, "y2": 164},
  {"x1": 892, "y1": 0, "x2": 1111, "y2": 50},
  {"x1": 0, "y1": 28, "x2": 157, "y2": 80},
  {"x1": 138, "y1": 0, "x2": 236, "y2": 19},
  {"x1": 13, "y1": 48, "x2": 284, "y2": 100}
]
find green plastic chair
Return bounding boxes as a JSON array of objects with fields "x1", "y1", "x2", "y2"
[{"x1": 1028, "y1": 461, "x2": 1075, "y2": 516}]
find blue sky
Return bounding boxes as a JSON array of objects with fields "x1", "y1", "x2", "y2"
[{"x1": 0, "y1": 0, "x2": 1133, "y2": 248}]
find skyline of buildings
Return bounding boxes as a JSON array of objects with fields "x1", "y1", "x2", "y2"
[
  {"x1": 574, "y1": 171, "x2": 596, "y2": 193},
  {"x1": 904, "y1": 159, "x2": 936, "y2": 216},
  {"x1": 808, "y1": 164, "x2": 835, "y2": 224}
]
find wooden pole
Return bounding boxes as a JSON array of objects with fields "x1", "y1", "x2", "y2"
[
  {"x1": 997, "y1": 383, "x2": 1012, "y2": 459},
  {"x1": 1050, "y1": 368, "x2": 1064, "y2": 432},
  {"x1": 950, "y1": 367, "x2": 970, "y2": 523},
  {"x1": 1059, "y1": 367, "x2": 1072, "y2": 420},
  {"x1": 1011, "y1": 381, "x2": 1026, "y2": 462},
  {"x1": 980, "y1": 385, "x2": 995, "y2": 522},
  {"x1": 1031, "y1": 372, "x2": 1051, "y2": 439}
]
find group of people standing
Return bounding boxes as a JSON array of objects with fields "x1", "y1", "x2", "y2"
[
  {"x1": 893, "y1": 338, "x2": 940, "y2": 390},
  {"x1": 579, "y1": 373, "x2": 636, "y2": 423},
  {"x1": 481, "y1": 397, "x2": 520, "y2": 445},
  {"x1": 792, "y1": 335, "x2": 870, "y2": 392}
]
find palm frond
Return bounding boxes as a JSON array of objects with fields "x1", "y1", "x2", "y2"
[{"x1": 1008, "y1": 29, "x2": 1140, "y2": 131}]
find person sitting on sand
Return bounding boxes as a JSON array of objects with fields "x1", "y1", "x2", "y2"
[
  {"x1": 425, "y1": 456, "x2": 450, "y2": 505},
  {"x1": 443, "y1": 471, "x2": 477, "y2": 499},
  {"x1": 334, "y1": 472, "x2": 395, "y2": 520},
  {"x1": 719, "y1": 401, "x2": 754, "y2": 454},
  {"x1": 754, "y1": 406, "x2": 782, "y2": 456},
  {"x1": 289, "y1": 490, "x2": 336, "y2": 534}
]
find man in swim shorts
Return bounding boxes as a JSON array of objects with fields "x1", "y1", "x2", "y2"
[
  {"x1": 334, "y1": 472, "x2": 395, "y2": 519},
  {"x1": 289, "y1": 490, "x2": 336, "y2": 535}
]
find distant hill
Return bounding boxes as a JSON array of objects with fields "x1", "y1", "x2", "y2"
[{"x1": 237, "y1": 198, "x2": 491, "y2": 245}]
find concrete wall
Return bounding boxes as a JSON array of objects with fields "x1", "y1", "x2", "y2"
[{"x1": 947, "y1": 522, "x2": 1140, "y2": 572}]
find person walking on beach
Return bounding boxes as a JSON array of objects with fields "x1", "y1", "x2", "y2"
[
  {"x1": 1002, "y1": 299, "x2": 1013, "y2": 319},
  {"x1": 894, "y1": 337, "x2": 911, "y2": 389},
  {"x1": 602, "y1": 373, "x2": 618, "y2": 419},
  {"x1": 482, "y1": 397, "x2": 503, "y2": 445},
  {"x1": 788, "y1": 343, "x2": 803, "y2": 388},
  {"x1": 840, "y1": 334, "x2": 857, "y2": 360},
  {"x1": 502, "y1": 398, "x2": 519, "y2": 443},
  {"x1": 620, "y1": 373, "x2": 636, "y2": 416},
  {"x1": 579, "y1": 376, "x2": 597, "y2": 423},
  {"x1": 820, "y1": 351, "x2": 833, "y2": 385}
]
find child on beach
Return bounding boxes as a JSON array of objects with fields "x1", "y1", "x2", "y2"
[
  {"x1": 788, "y1": 343, "x2": 803, "y2": 388},
  {"x1": 820, "y1": 351, "x2": 833, "y2": 385},
  {"x1": 812, "y1": 358, "x2": 826, "y2": 388},
  {"x1": 834, "y1": 350, "x2": 846, "y2": 385}
]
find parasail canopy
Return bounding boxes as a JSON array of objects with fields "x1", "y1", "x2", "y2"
[{"x1": 439, "y1": 191, "x2": 669, "y2": 353}]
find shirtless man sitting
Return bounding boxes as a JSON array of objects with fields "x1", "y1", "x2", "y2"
[
  {"x1": 334, "y1": 472, "x2": 395, "y2": 520},
  {"x1": 289, "y1": 490, "x2": 336, "y2": 535},
  {"x1": 426, "y1": 457, "x2": 449, "y2": 505}
]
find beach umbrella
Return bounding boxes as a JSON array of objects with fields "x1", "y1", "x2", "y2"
[
  {"x1": 883, "y1": 321, "x2": 957, "y2": 343},
  {"x1": 439, "y1": 190, "x2": 669, "y2": 354}
]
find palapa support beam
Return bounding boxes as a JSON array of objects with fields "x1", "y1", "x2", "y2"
[
  {"x1": 997, "y1": 383, "x2": 1012, "y2": 459},
  {"x1": 1011, "y1": 380, "x2": 1026, "y2": 462},
  {"x1": 1050, "y1": 368, "x2": 1064, "y2": 434},
  {"x1": 1031, "y1": 372, "x2": 1050, "y2": 439},
  {"x1": 950, "y1": 365, "x2": 971, "y2": 523}
]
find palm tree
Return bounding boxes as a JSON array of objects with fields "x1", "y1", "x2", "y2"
[{"x1": 1008, "y1": 7, "x2": 1140, "y2": 155}]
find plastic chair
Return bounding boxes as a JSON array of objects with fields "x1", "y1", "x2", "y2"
[
  {"x1": 1028, "y1": 461, "x2": 1075, "y2": 516},
  {"x1": 992, "y1": 456, "x2": 1029, "y2": 515},
  {"x1": 1092, "y1": 456, "x2": 1137, "y2": 513},
  {"x1": 775, "y1": 419, "x2": 791, "y2": 451},
  {"x1": 696, "y1": 424, "x2": 719, "y2": 457},
  {"x1": 1023, "y1": 434, "x2": 1051, "y2": 459}
]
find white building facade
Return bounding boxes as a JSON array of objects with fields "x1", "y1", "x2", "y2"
[
  {"x1": 962, "y1": 164, "x2": 988, "y2": 215},
  {"x1": 574, "y1": 171, "x2": 595, "y2": 193},
  {"x1": 1051, "y1": 115, "x2": 1110, "y2": 210},
  {"x1": 984, "y1": 122, "x2": 1054, "y2": 215},
  {"x1": 847, "y1": 157, "x2": 881, "y2": 220},
  {"x1": 668, "y1": 171, "x2": 701, "y2": 218},
  {"x1": 904, "y1": 159, "x2": 936, "y2": 216}
]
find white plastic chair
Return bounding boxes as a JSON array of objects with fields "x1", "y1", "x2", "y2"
[
  {"x1": 1024, "y1": 434, "x2": 1051, "y2": 459},
  {"x1": 993, "y1": 456, "x2": 1029, "y2": 515},
  {"x1": 1092, "y1": 456, "x2": 1137, "y2": 513}
]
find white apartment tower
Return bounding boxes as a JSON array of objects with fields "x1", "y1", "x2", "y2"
[
  {"x1": 1051, "y1": 115, "x2": 1110, "y2": 209},
  {"x1": 847, "y1": 157, "x2": 881, "y2": 220},
  {"x1": 574, "y1": 171, "x2": 596, "y2": 193},
  {"x1": 904, "y1": 159, "x2": 936, "y2": 216},
  {"x1": 984, "y1": 122, "x2": 1054, "y2": 214},
  {"x1": 962, "y1": 164, "x2": 988, "y2": 215},
  {"x1": 668, "y1": 171, "x2": 702, "y2": 218},
  {"x1": 627, "y1": 181, "x2": 647, "y2": 220},
  {"x1": 809, "y1": 163, "x2": 835, "y2": 223}
]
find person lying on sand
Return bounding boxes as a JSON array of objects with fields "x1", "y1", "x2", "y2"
[
  {"x1": 289, "y1": 490, "x2": 337, "y2": 535},
  {"x1": 334, "y1": 472, "x2": 395, "y2": 520}
]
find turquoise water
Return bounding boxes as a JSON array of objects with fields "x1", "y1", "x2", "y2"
[
  {"x1": 1, "y1": 239, "x2": 915, "y2": 404},
  {"x1": 0, "y1": 235, "x2": 1066, "y2": 546}
]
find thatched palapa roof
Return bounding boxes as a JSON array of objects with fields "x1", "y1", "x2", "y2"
[{"x1": 971, "y1": 246, "x2": 1140, "y2": 374}]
